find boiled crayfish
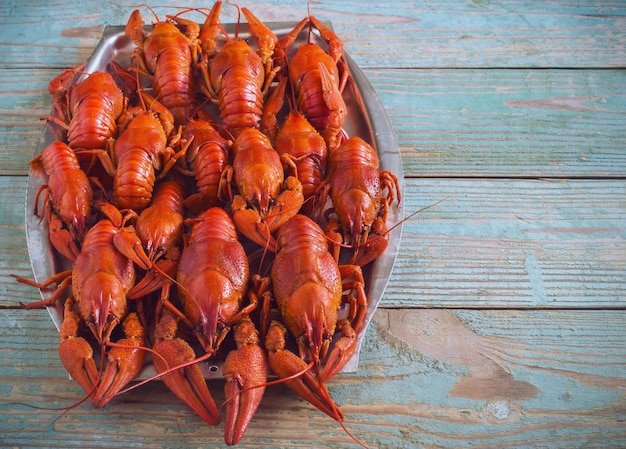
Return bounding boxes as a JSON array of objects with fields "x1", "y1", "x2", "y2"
[
  {"x1": 16, "y1": 202, "x2": 152, "y2": 408},
  {"x1": 319, "y1": 136, "x2": 401, "y2": 267},
  {"x1": 198, "y1": 0, "x2": 280, "y2": 137},
  {"x1": 274, "y1": 15, "x2": 350, "y2": 151},
  {"x1": 125, "y1": 8, "x2": 201, "y2": 126},
  {"x1": 17, "y1": 5, "x2": 405, "y2": 448}
]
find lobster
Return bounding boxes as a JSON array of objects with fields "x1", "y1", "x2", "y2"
[
  {"x1": 180, "y1": 117, "x2": 231, "y2": 215},
  {"x1": 31, "y1": 141, "x2": 94, "y2": 261},
  {"x1": 275, "y1": 15, "x2": 350, "y2": 151},
  {"x1": 16, "y1": 202, "x2": 153, "y2": 408},
  {"x1": 319, "y1": 136, "x2": 401, "y2": 267},
  {"x1": 46, "y1": 69, "x2": 126, "y2": 160},
  {"x1": 125, "y1": 8, "x2": 201, "y2": 127},
  {"x1": 152, "y1": 207, "x2": 260, "y2": 431},
  {"x1": 198, "y1": 1, "x2": 280, "y2": 137},
  {"x1": 226, "y1": 127, "x2": 303, "y2": 249},
  {"x1": 269, "y1": 213, "x2": 367, "y2": 390}
]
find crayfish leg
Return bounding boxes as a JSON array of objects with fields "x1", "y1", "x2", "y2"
[
  {"x1": 338, "y1": 263, "x2": 368, "y2": 332},
  {"x1": 15, "y1": 269, "x2": 73, "y2": 309}
]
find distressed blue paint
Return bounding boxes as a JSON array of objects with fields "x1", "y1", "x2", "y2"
[
  {"x1": 0, "y1": 0, "x2": 625, "y2": 447},
  {"x1": 524, "y1": 251, "x2": 548, "y2": 305}
]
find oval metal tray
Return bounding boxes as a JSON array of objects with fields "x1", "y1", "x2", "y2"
[{"x1": 25, "y1": 21, "x2": 404, "y2": 379}]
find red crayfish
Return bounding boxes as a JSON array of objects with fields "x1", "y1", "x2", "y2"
[{"x1": 17, "y1": 6, "x2": 407, "y2": 448}]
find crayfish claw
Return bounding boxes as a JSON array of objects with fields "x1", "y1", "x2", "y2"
[
  {"x1": 112, "y1": 227, "x2": 152, "y2": 271},
  {"x1": 265, "y1": 321, "x2": 344, "y2": 421},
  {"x1": 231, "y1": 195, "x2": 278, "y2": 251},
  {"x1": 223, "y1": 317, "x2": 267, "y2": 446},
  {"x1": 199, "y1": 0, "x2": 224, "y2": 55},
  {"x1": 125, "y1": 9, "x2": 146, "y2": 43},
  {"x1": 241, "y1": 7, "x2": 278, "y2": 73},
  {"x1": 92, "y1": 312, "x2": 146, "y2": 408},
  {"x1": 321, "y1": 319, "x2": 357, "y2": 382},
  {"x1": 57, "y1": 297, "x2": 100, "y2": 399},
  {"x1": 152, "y1": 309, "x2": 221, "y2": 426}
]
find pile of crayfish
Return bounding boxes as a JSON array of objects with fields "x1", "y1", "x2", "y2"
[{"x1": 16, "y1": 2, "x2": 401, "y2": 446}]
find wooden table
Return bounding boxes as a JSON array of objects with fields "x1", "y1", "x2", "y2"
[{"x1": 1, "y1": 1, "x2": 625, "y2": 448}]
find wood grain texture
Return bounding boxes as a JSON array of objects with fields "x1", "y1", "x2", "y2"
[
  {"x1": 1, "y1": 0, "x2": 625, "y2": 69},
  {"x1": 2, "y1": 69, "x2": 625, "y2": 178},
  {"x1": 0, "y1": 0, "x2": 624, "y2": 447},
  {"x1": 2, "y1": 177, "x2": 623, "y2": 309},
  {"x1": 1, "y1": 308, "x2": 625, "y2": 448},
  {"x1": 387, "y1": 178, "x2": 626, "y2": 308},
  {"x1": 366, "y1": 68, "x2": 626, "y2": 178}
]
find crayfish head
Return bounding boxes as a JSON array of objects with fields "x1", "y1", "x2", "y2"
[
  {"x1": 291, "y1": 285, "x2": 336, "y2": 365},
  {"x1": 183, "y1": 273, "x2": 241, "y2": 352},
  {"x1": 336, "y1": 188, "x2": 377, "y2": 248},
  {"x1": 79, "y1": 273, "x2": 128, "y2": 344}
]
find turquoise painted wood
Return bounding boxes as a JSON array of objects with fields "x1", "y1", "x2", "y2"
[
  {"x1": 1, "y1": 308, "x2": 625, "y2": 448},
  {"x1": 0, "y1": 0, "x2": 624, "y2": 448},
  {"x1": 2, "y1": 177, "x2": 624, "y2": 309},
  {"x1": 3, "y1": 69, "x2": 626, "y2": 177},
  {"x1": 1, "y1": 1, "x2": 625, "y2": 69}
]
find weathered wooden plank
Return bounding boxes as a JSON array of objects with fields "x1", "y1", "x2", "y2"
[
  {"x1": 0, "y1": 309, "x2": 62, "y2": 377},
  {"x1": 387, "y1": 178, "x2": 626, "y2": 308},
  {"x1": 2, "y1": 68, "x2": 625, "y2": 178},
  {"x1": 0, "y1": 176, "x2": 38, "y2": 306},
  {"x1": 366, "y1": 68, "x2": 626, "y2": 178},
  {"x1": 1, "y1": 0, "x2": 625, "y2": 70},
  {"x1": 0, "y1": 68, "x2": 54, "y2": 175},
  {"x1": 1, "y1": 308, "x2": 625, "y2": 448},
  {"x1": 2, "y1": 176, "x2": 624, "y2": 309}
]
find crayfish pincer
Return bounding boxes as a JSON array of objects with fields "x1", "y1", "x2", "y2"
[{"x1": 222, "y1": 316, "x2": 267, "y2": 446}]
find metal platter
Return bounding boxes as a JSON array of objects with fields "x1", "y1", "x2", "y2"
[{"x1": 25, "y1": 21, "x2": 404, "y2": 379}]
